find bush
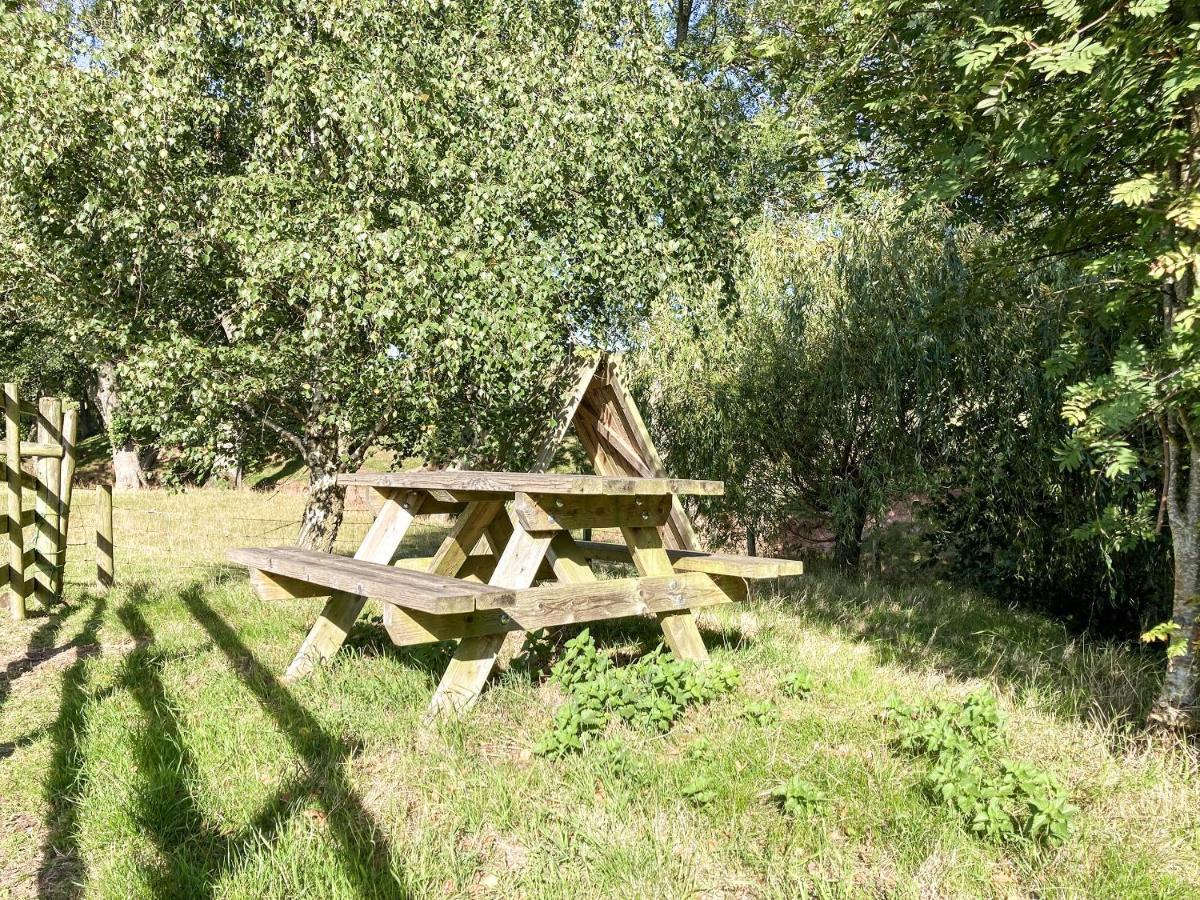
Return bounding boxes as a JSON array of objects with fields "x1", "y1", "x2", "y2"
[
  {"x1": 884, "y1": 691, "x2": 1077, "y2": 846},
  {"x1": 533, "y1": 631, "x2": 740, "y2": 758}
]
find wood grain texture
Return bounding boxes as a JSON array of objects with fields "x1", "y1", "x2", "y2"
[
  {"x1": 622, "y1": 525, "x2": 709, "y2": 663},
  {"x1": 385, "y1": 572, "x2": 734, "y2": 646},
  {"x1": 427, "y1": 521, "x2": 553, "y2": 716},
  {"x1": 282, "y1": 491, "x2": 426, "y2": 680},
  {"x1": 229, "y1": 546, "x2": 499, "y2": 613},
  {"x1": 512, "y1": 491, "x2": 672, "y2": 531},
  {"x1": 337, "y1": 469, "x2": 723, "y2": 497},
  {"x1": 573, "y1": 540, "x2": 804, "y2": 578}
]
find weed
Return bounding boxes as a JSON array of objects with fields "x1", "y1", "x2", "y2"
[
  {"x1": 769, "y1": 776, "x2": 826, "y2": 818},
  {"x1": 780, "y1": 670, "x2": 814, "y2": 698}
]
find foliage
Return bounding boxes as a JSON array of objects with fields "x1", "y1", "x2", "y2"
[
  {"x1": 681, "y1": 775, "x2": 718, "y2": 808},
  {"x1": 0, "y1": 0, "x2": 739, "y2": 544},
  {"x1": 739, "y1": 699, "x2": 778, "y2": 726},
  {"x1": 884, "y1": 691, "x2": 1077, "y2": 846},
  {"x1": 768, "y1": 776, "x2": 826, "y2": 818},
  {"x1": 779, "y1": 670, "x2": 814, "y2": 698},
  {"x1": 534, "y1": 630, "x2": 739, "y2": 758},
  {"x1": 635, "y1": 200, "x2": 1051, "y2": 568},
  {"x1": 734, "y1": 0, "x2": 1200, "y2": 717}
]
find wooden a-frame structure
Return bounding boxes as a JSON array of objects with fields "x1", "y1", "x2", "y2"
[{"x1": 532, "y1": 351, "x2": 699, "y2": 553}]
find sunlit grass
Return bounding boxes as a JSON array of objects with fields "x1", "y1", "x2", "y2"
[{"x1": 1, "y1": 488, "x2": 1196, "y2": 897}]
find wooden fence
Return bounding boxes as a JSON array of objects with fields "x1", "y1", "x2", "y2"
[{"x1": 2, "y1": 382, "x2": 87, "y2": 621}]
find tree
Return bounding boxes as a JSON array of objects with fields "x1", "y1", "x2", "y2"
[
  {"x1": 727, "y1": 0, "x2": 1200, "y2": 725},
  {"x1": 0, "y1": 0, "x2": 739, "y2": 549},
  {"x1": 634, "y1": 202, "x2": 1004, "y2": 567}
]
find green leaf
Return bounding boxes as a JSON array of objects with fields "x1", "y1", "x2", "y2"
[{"x1": 1111, "y1": 174, "x2": 1162, "y2": 207}]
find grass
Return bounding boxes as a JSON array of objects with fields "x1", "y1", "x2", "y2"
[{"x1": 1, "y1": 487, "x2": 1198, "y2": 898}]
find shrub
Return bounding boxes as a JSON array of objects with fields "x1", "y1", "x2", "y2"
[
  {"x1": 534, "y1": 632, "x2": 739, "y2": 757},
  {"x1": 883, "y1": 691, "x2": 1077, "y2": 846}
]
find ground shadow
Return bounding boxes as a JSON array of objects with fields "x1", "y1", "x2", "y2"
[
  {"x1": 251, "y1": 456, "x2": 305, "y2": 491},
  {"x1": 33, "y1": 580, "x2": 412, "y2": 898},
  {"x1": 180, "y1": 582, "x2": 409, "y2": 897},
  {"x1": 781, "y1": 571, "x2": 1162, "y2": 727},
  {"x1": 35, "y1": 594, "x2": 110, "y2": 898}
]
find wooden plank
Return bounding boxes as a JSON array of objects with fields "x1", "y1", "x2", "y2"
[
  {"x1": 249, "y1": 569, "x2": 331, "y2": 601},
  {"x1": 52, "y1": 408, "x2": 77, "y2": 597},
  {"x1": 574, "y1": 406, "x2": 655, "y2": 478},
  {"x1": 533, "y1": 353, "x2": 603, "y2": 471},
  {"x1": 671, "y1": 553, "x2": 804, "y2": 578},
  {"x1": 622, "y1": 525, "x2": 709, "y2": 663},
  {"x1": 17, "y1": 442, "x2": 63, "y2": 459},
  {"x1": 386, "y1": 572, "x2": 735, "y2": 646},
  {"x1": 395, "y1": 554, "x2": 496, "y2": 583},
  {"x1": 512, "y1": 491, "x2": 671, "y2": 531},
  {"x1": 427, "y1": 521, "x2": 554, "y2": 716},
  {"x1": 33, "y1": 398, "x2": 62, "y2": 606},
  {"x1": 380, "y1": 500, "x2": 505, "y2": 647},
  {"x1": 4, "y1": 383, "x2": 27, "y2": 620},
  {"x1": 572, "y1": 540, "x2": 803, "y2": 578},
  {"x1": 425, "y1": 500, "x2": 504, "y2": 576},
  {"x1": 96, "y1": 484, "x2": 114, "y2": 590},
  {"x1": 229, "y1": 546, "x2": 497, "y2": 614},
  {"x1": 283, "y1": 491, "x2": 425, "y2": 680},
  {"x1": 336, "y1": 469, "x2": 723, "y2": 497},
  {"x1": 545, "y1": 532, "x2": 598, "y2": 584},
  {"x1": 604, "y1": 357, "x2": 702, "y2": 551}
]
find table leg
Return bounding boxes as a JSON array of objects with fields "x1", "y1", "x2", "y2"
[
  {"x1": 428, "y1": 520, "x2": 554, "y2": 716},
  {"x1": 621, "y1": 525, "x2": 709, "y2": 663},
  {"x1": 284, "y1": 490, "x2": 424, "y2": 681}
]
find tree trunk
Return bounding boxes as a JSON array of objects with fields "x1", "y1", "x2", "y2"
[
  {"x1": 1152, "y1": 197, "x2": 1200, "y2": 729},
  {"x1": 674, "y1": 0, "x2": 693, "y2": 47},
  {"x1": 1154, "y1": 416, "x2": 1200, "y2": 730},
  {"x1": 92, "y1": 361, "x2": 150, "y2": 490},
  {"x1": 833, "y1": 506, "x2": 867, "y2": 570},
  {"x1": 296, "y1": 436, "x2": 346, "y2": 553}
]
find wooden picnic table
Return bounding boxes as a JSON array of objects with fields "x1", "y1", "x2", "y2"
[{"x1": 229, "y1": 469, "x2": 802, "y2": 715}]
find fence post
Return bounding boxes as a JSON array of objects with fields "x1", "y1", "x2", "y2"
[
  {"x1": 33, "y1": 397, "x2": 62, "y2": 606},
  {"x1": 4, "y1": 383, "x2": 26, "y2": 621},
  {"x1": 96, "y1": 484, "x2": 113, "y2": 591},
  {"x1": 52, "y1": 407, "x2": 78, "y2": 598}
]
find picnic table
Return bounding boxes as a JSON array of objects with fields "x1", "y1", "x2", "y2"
[{"x1": 229, "y1": 469, "x2": 803, "y2": 715}]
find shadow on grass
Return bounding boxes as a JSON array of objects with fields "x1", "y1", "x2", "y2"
[
  {"x1": 34, "y1": 580, "x2": 409, "y2": 898},
  {"x1": 180, "y1": 582, "x2": 406, "y2": 897},
  {"x1": 36, "y1": 593, "x2": 109, "y2": 898},
  {"x1": 782, "y1": 571, "x2": 1162, "y2": 727},
  {"x1": 251, "y1": 456, "x2": 305, "y2": 491}
]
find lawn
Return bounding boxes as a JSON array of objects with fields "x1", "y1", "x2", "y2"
[{"x1": 1, "y1": 487, "x2": 1198, "y2": 898}]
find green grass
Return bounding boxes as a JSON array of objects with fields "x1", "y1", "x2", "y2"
[{"x1": 1, "y1": 488, "x2": 1198, "y2": 898}]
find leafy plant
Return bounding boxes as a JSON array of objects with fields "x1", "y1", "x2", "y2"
[
  {"x1": 884, "y1": 691, "x2": 1076, "y2": 846},
  {"x1": 682, "y1": 775, "x2": 718, "y2": 808},
  {"x1": 534, "y1": 632, "x2": 740, "y2": 757},
  {"x1": 740, "y1": 700, "x2": 778, "y2": 726},
  {"x1": 780, "y1": 670, "x2": 814, "y2": 698},
  {"x1": 769, "y1": 777, "x2": 826, "y2": 818},
  {"x1": 686, "y1": 737, "x2": 715, "y2": 764}
]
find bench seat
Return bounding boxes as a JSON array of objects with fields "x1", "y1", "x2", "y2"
[
  {"x1": 228, "y1": 547, "x2": 504, "y2": 614},
  {"x1": 573, "y1": 540, "x2": 803, "y2": 579}
]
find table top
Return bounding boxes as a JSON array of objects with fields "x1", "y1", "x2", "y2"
[{"x1": 337, "y1": 469, "x2": 724, "y2": 497}]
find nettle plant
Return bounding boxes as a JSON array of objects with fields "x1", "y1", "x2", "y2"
[
  {"x1": 883, "y1": 691, "x2": 1077, "y2": 847},
  {"x1": 769, "y1": 776, "x2": 827, "y2": 818},
  {"x1": 533, "y1": 630, "x2": 740, "y2": 758}
]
